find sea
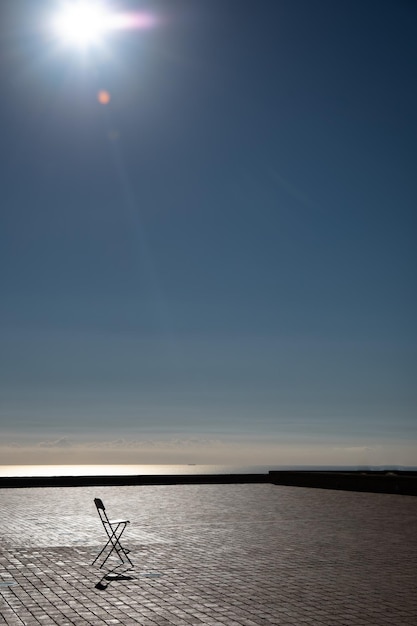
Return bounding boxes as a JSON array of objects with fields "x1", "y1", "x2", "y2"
[
  {"x1": 0, "y1": 464, "x2": 412, "y2": 478},
  {"x1": 0, "y1": 464, "x2": 292, "y2": 478}
]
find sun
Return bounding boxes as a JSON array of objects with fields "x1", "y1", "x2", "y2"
[
  {"x1": 50, "y1": 1, "x2": 113, "y2": 49},
  {"x1": 49, "y1": 1, "x2": 157, "y2": 51}
]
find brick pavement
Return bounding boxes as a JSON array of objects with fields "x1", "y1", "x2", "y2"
[{"x1": 0, "y1": 483, "x2": 416, "y2": 625}]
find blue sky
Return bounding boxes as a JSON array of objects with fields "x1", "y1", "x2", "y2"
[{"x1": 0, "y1": 0, "x2": 416, "y2": 466}]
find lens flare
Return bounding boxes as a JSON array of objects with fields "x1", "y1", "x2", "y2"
[
  {"x1": 111, "y1": 13, "x2": 157, "y2": 30},
  {"x1": 97, "y1": 90, "x2": 111, "y2": 104}
]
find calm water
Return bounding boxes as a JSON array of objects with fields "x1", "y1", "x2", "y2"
[
  {"x1": 0, "y1": 464, "x2": 406, "y2": 478},
  {"x1": 0, "y1": 464, "x2": 282, "y2": 478}
]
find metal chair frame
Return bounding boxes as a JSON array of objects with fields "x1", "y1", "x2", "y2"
[{"x1": 92, "y1": 498, "x2": 133, "y2": 569}]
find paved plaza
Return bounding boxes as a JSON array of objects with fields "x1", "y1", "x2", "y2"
[{"x1": 1, "y1": 483, "x2": 416, "y2": 625}]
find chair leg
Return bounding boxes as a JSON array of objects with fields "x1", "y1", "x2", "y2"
[{"x1": 92, "y1": 523, "x2": 133, "y2": 568}]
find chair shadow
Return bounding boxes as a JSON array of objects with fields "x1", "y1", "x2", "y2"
[{"x1": 95, "y1": 564, "x2": 135, "y2": 590}]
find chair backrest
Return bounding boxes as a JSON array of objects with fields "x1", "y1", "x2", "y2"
[
  {"x1": 94, "y1": 498, "x2": 111, "y2": 526},
  {"x1": 94, "y1": 498, "x2": 105, "y2": 511}
]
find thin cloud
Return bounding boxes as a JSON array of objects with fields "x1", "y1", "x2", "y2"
[{"x1": 38, "y1": 438, "x2": 73, "y2": 448}]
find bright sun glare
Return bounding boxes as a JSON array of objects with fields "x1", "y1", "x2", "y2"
[
  {"x1": 49, "y1": 1, "x2": 156, "y2": 50},
  {"x1": 51, "y1": 1, "x2": 113, "y2": 49}
]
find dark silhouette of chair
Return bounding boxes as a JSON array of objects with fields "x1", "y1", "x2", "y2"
[{"x1": 92, "y1": 498, "x2": 133, "y2": 569}]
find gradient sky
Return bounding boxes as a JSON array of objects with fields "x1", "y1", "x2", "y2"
[{"x1": 1, "y1": 0, "x2": 416, "y2": 466}]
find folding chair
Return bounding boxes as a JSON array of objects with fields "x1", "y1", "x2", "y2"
[{"x1": 92, "y1": 498, "x2": 133, "y2": 569}]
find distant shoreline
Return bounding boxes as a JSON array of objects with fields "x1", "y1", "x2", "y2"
[{"x1": 0, "y1": 470, "x2": 416, "y2": 495}]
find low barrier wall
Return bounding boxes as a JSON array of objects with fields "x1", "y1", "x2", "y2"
[
  {"x1": 269, "y1": 471, "x2": 417, "y2": 496},
  {"x1": 0, "y1": 473, "x2": 270, "y2": 488}
]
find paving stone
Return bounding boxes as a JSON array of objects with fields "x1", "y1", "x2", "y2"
[{"x1": 0, "y1": 484, "x2": 416, "y2": 625}]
